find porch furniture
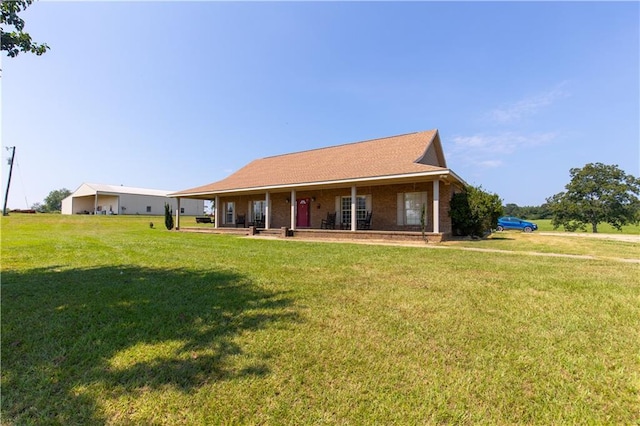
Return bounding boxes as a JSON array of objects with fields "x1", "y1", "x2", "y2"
[
  {"x1": 236, "y1": 214, "x2": 246, "y2": 227},
  {"x1": 254, "y1": 215, "x2": 265, "y2": 228},
  {"x1": 320, "y1": 212, "x2": 336, "y2": 229},
  {"x1": 357, "y1": 212, "x2": 372, "y2": 230},
  {"x1": 195, "y1": 216, "x2": 212, "y2": 224}
]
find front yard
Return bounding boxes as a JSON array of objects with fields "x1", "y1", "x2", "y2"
[{"x1": 2, "y1": 214, "x2": 639, "y2": 424}]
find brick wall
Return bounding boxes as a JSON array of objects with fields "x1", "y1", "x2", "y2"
[{"x1": 217, "y1": 179, "x2": 458, "y2": 236}]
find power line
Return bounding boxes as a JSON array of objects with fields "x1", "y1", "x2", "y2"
[{"x1": 15, "y1": 159, "x2": 29, "y2": 208}]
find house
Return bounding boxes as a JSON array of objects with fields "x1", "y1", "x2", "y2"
[
  {"x1": 61, "y1": 183, "x2": 204, "y2": 216},
  {"x1": 170, "y1": 129, "x2": 466, "y2": 241}
]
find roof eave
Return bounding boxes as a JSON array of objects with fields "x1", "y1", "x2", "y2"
[{"x1": 170, "y1": 169, "x2": 464, "y2": 198}]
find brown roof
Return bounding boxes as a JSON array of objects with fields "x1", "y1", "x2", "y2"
[{"x1": 173, "y1": 129, "x2": 452, "y2": 196}]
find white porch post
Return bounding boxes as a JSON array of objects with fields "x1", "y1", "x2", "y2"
[
  {"x1": 351, "y1": 185, "x2": 357, "y2": 232},
  {"x1": 265, "y1": 192, "x2": 271, "y2": 229},
  {"x1": 214, "y1": 196, "x2": 220, "y2": 229},
  {"x1": 176, "y1": 198, "x2": 181, "y2": 230},
  {"x1": 290, "y1": 190, "x2": 296, "y2": 230},
  {"x1": 433, "y1": 180, "x2": 440, "y2": 233}
]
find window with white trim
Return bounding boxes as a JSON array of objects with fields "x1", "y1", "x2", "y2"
[
  {"x1": 337, "y1": 195, "x2": 370, "y2": 225},
  {"x1": 251, "y1": 200, "x2": 266, "y2": 222},
  {"x1": 397, "y1": 192, "x2": 427, "y2": 225},
  {"x1": 225, "y1": 202, "x2": 235, "y2": 224}
]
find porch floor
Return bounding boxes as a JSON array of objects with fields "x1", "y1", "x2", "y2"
[{"x1": 178, "y1": 225, "x2": 445, "y2": 243}]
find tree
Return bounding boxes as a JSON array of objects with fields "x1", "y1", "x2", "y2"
[
  {"x1": 42, "y1": 188, "x2": 71, "y2": 212},
  {"x1": 503, "y1": 203, "x2": 520, "y2": 217},
  {"x1": 502, "y1": 203, "x2": 552, "y2": 220},
  {"x1": 450, "y1": 185, "x2": 503, "y2": 237},
  {"x1": 1, "y1": 0, "x2": 49, "y2": 57},
  {"x1": 30, "y1": 201, "x2": 44, "y2": 212},
  {"x1": 164, "y1": 203, "x2": 174, "y2": 230},
  {"x1": 546, "y1": 163, "x2": 640, "y2": 233}
]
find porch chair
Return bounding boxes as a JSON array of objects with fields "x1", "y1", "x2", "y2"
[
  {"x1": 236, "y1": 214, "x2": 246, "y2": 228},
  {"x1": 255, "y1": 215, "x2": 265, "y2": 228},
  {"x1": 357, "y1": 212, "x2": 372, "y2": 230},
  {"x1": 320, "y1": 212, "x2": 337, "y2": 229}
]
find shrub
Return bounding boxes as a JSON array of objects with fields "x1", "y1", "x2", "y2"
[
  {"x1": 164, "y1": 203, "x2": 174, "y2": 230},
  {"x1": 450, "y1": 185, "x2": 503, "y2": 237}
]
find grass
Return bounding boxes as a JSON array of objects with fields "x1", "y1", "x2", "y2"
[
  {"x1": 529, "y1": 218, "x2": 640, "y2": 234},
  {"x1": 442, "y1": 232, "x2": 639, "y2": 260},
  {"x1": 2, "y1": 214, "x2": 639, "y2": 424}
]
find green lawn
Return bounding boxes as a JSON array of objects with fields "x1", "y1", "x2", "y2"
[
  {"x1": 529, "y1": 218, "x2": 640, "y2": 234},
  {"x1": 2, "y1": 214, "x2": 639, "y2": 424},
  {"x1": 442, "y1": 232, "x2": 639, "y2": 260}
]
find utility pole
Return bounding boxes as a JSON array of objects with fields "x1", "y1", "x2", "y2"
[{"x1": 3, "y1": 146, "x2": 16, "y2": 216}]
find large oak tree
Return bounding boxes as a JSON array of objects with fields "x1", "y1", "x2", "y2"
[{"x1": 546, "y1": 163, "x2": 640, "y2": 233}]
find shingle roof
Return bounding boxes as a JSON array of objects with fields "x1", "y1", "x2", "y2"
[{"x1": 173, "y1": 129, "x2": 451, "y2": 196}]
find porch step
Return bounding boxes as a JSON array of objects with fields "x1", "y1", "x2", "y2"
[{"x1": 256, "y1": 228, "x2": 282, "y2": 237}]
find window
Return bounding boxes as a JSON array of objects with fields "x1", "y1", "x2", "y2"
[
  {"x1": 251, "y1": 200, "x2": 266, "y2": 222},
  {"x1": 339, "y1": 195, "x2": 369, "y2": 225},
  {"x1": 397, "y1": 192, "x2": 427, "y2": 226},
  {"x1": 180, "y1": 207, "x2": 185, "y2": 214},
  {"x1": 225, "y1": 202, "x2": 235, "y2": 224},
  {"x1": 146, "y1": 206, "x2": 152, "y2": 213}
]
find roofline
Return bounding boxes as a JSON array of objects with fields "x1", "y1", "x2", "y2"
[
  {"x1": 73, "y1": 182, "x2": 174, "y2": 197},
  {"x1": 259, "y1": 130, "x2": 427, "y2": 161},
  {"x1": 93, "y1": 191, "x2": 170, "y2": 196},
  {"x1": 170, "y1": 169, "x2": 468, "y2": 198}
]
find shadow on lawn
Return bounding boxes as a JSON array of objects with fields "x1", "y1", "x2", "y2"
[
  {"x1": 449, "y1": 234, "x2": 515, "y2": 242},
  {"x1": 2, "y1": 266, "x2": 299, "y2": 424}
]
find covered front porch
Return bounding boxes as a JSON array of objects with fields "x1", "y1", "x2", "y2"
[{"x1": 173, "y1": 174, "x2": 460, "y2": 242}]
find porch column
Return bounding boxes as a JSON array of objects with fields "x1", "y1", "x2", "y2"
[
  {"x1": 94, "y1": 193, "x2": 98, "y2": 214},
  {"x1": 290, "y1": 190, "x2": 296, "y2": 230},
  {"x1": 214, "y1": 196, "x2": 220, "y2": 229},
  {"x1": 433, "y1": 180, "x2": 440, "y2": 233},
  {"x1": 351, "y1": 185, "x2": 357, "y2": 232},
  {"x1": 176, "y1": 198, "x2": 181, "y2": 230},
  {"x1": 265, "y1": 192, "x2": 271, "y2": 229}
]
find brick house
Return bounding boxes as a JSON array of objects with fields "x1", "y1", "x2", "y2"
[{"x1": 170, "y1": 129, "x2": 466, "y2": 241}]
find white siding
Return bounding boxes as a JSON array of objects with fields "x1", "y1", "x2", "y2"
[
  {"x1": 61, "y1": 196, "x2": 73, "y2": 215},
  {"x1": 61, "y1": 183, "x2": 204, "y2": 215}
]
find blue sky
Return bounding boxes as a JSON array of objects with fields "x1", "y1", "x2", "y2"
[{"x1": 2, "y1": 1, "x2": 638, "y2": 209}]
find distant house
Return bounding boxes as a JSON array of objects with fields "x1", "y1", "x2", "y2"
[
  {"x1": 171, "y1": 129, "x2": 466, "y2": 239},
  {"x1": 61, "y1": 183, "x2": 204, "y2": 216}
]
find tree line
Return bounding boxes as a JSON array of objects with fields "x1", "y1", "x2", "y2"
[
  {"x1": 503, "y1": 204, "x2": 552, "y2": 220},
  {"x1": 450, "y1": 162, "x2": 639, "y2": 236}
]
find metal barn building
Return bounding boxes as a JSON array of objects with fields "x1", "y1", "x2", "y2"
[{"x1": 61, "y1": 183, "x2": 204, "y2": 216}]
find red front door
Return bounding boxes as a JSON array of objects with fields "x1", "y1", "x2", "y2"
[{"x1": 296, "y1": 198, "x2": 311, "y2": 228}]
